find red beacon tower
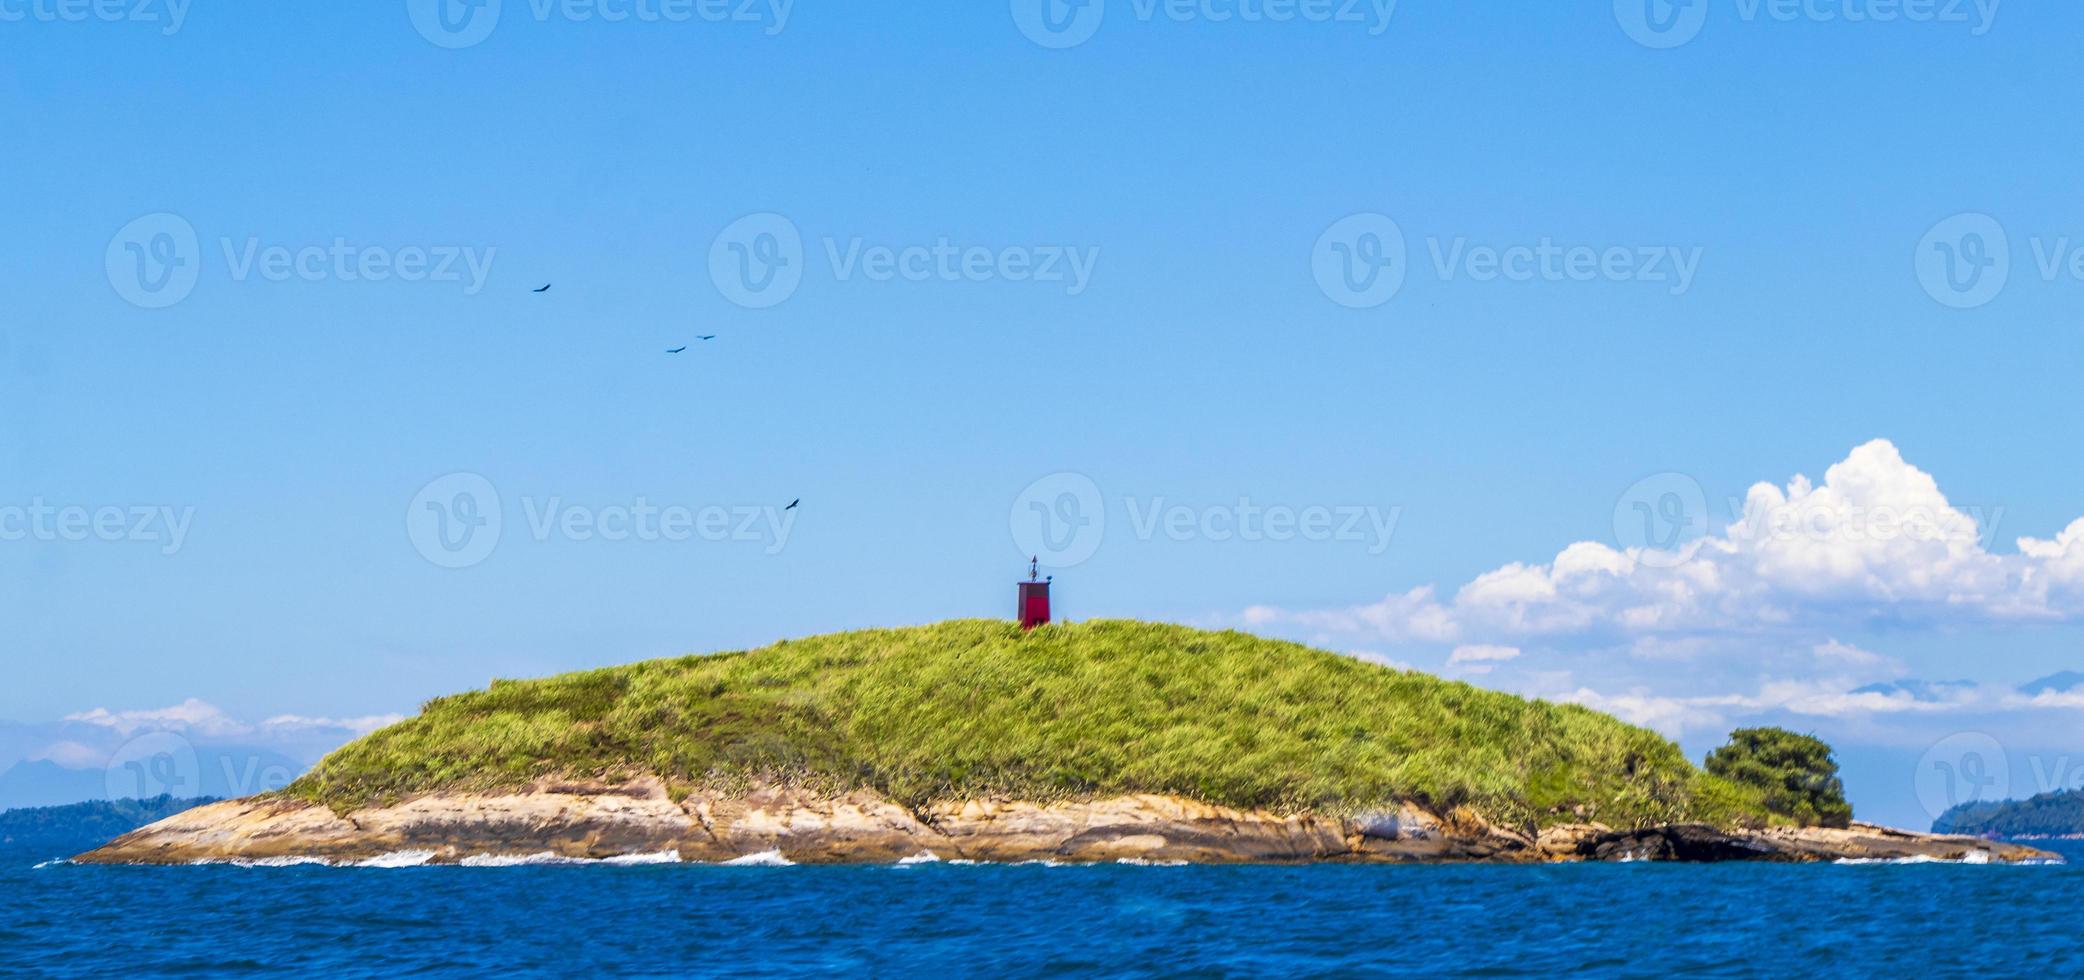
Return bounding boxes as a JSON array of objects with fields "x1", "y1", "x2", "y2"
[{"x1": 1018, "y1": 557, "x2": 1052, "y2": 630}]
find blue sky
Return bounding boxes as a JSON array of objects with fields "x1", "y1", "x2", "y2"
[{"x1": 4, "y1": 1, "x2": 2084, "y2": 828}]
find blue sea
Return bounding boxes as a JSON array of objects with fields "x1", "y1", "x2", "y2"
[{"x1": 6, "y1": 841, "x2": 2083, "y2": 976}]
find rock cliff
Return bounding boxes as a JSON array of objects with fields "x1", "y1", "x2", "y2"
[{"x1": 77, "y1": 778, "x2": 2054, "y2": 866}]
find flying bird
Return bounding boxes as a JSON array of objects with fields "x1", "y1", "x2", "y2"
[
  {"x1": 696, "y1": 335, "x2": 717, "y2": 341},
  {"x1": 533, "y1": 284, "x2": 552, "y2": 293},
  {"x1": 666, "y1": 347, "x2": 688, "y2": 354},
  {"x1": 784, "y1": 499, "x2": 800, "y2": 511}
]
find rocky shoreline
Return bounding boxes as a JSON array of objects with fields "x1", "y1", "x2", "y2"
[{"x1": 76, "y1": 778, "x2": 2057, "y2": 866}]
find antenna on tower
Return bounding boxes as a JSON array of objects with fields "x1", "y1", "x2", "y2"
[{"x1": 1019, "y1": 557, "x2": 1052, "y2": 630}]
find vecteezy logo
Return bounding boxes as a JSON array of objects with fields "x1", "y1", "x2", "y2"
[
  {"x1": 1312, "y1": 213, "x2": 1407, "y2": 309},
  {"x1": 408, "y1": 0, "x2": 503, "y2": 49},
  {"x1": 1915, "y1": 212, "x2": 2010, "y2": 309},
  {"x1": 1917, "y1": 732, "x2": 2010, "y2": 822},
  {"x1": 104, "y1": 732, "x2": 202, "y2": 801},
  {"x1": 1011, "y1": 0, "x2": 1106, "y2": 49},
  {"x1": 105, "y1": 213, "x2": 201, "y2": 309},
  {"x1": 1011, "y1": 472, "x2": 1106, "y2": 567},
  {"x1": 407, "y1": 472, "x2": 503, "y2": 568},
  {"x1": 1614, "y1": 472, "x2": 1710, "y2": 569},
  {"x1": 1614, "y1": 0, "x2": 1708, "y2": 49},
  {"x1": 708, "y1": 212, "x2": 805, "y2": 309}
]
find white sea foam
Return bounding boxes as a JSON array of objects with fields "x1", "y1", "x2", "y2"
[
  {"x1": 239, "y1": 856, "x2": 335, "y2": 868},
  {"x1": 458, "y1": 852, "x2": 573, "y2": 868},
  {"x1": 1833, "y1": 852, "x2": 2003, "y2": 866},
  {"x1": 186, "y1": 855, "x2": 335, "y2": 868},
  {"x1": 353, "y1": 850, "x2": 438, "y2": 869},
  {"x1": 722, "y1": 849, "x2": 795, "y2": 866},
  {"x1": 457, "y1": 850, "x2": 684, "y2": 867},
  {"x1": 31, "y1": 859, "x2": 69, "y2": 870},
  {"x1": 176, "y1": 848, "x2": 688, "y2": 869},
  {"x1": 1114, "y1": 857, "x2": 1189, "y2": 867},
  {"x1": 896, "y1": 851, "x2": 943, "y2": 865}
]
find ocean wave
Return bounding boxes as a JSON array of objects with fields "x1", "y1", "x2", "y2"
[
  {"x1": 178, "y1": 849, "x2": 689, "y2": 869},
  {"x1": 186, "y1": 855, "x2": 337, "y2": 869},
  {"x1": 354, "y1": 851, "x2": 438, "y2": 869},
  {"x1": 459, "y1": 850, "x2": 687, "y2": 867},
  {"x1": 458, "y1": 852, "x2": 575, "y2": 868},
  {"x1": 1834, "y1": 852, "x2": 1998, "y2": 866},
  {"x1": 244, "y1": 856, "x2": 337, "y2": 868},
  {"x1": 1114, "y1": 857, "x2": 1189, "y2": 867},
  {"x1": 896, "y1": 851, "x2": 942, "y2": 865},
  {"x1": 721, "y1": 850, "x2": 796, "y2": 867}
]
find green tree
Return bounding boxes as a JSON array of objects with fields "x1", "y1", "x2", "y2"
[{"x1": 1705, "y1": 728, "x2": 1853, "y2": 828}]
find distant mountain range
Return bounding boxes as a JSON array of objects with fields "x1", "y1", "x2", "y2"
[
  {"x1": 2020, "y1": 672, "x2": 2084, "y2": 697},
  {"x1": 1849, "y1": 679, "x2": 1977, "y2": 701}
]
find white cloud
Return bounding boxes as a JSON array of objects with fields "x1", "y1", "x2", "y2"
[
  {"x1": 1249, "y1": 440, "x2": 2084, "y2": 649},
  {"x1": 1555, "y1": 687, "x2": 1759, "y2": 735},
  {"x1": 1447, "y1": 644, "x2": 1522, "y2": 675},
  {"x1": 1812, "y1": 638, "x2": 1894, "y2": 669},
  {"x1": 65, "y1": 698, "x2": 251, "y2": 738},
  {"x1": 62, "y1": 699, "x2": 403, "y2": 740},
  {"x1": 260, "y1": 714, "x2": 405, "y2": 736},
  {"x1": 2005, "y1": 690, "x2": 2084, "y2": 711},
  {"x1": 1237, "y1": 441, "x2": 2084, "y2": 740},
  {"x1": 1554, "y1": 676, "x2": 1991, "y2": 737},
  {"x1": 1247, "y1": 585, "x2": 1459, "y2": 644},
  {"x1": 1345, "y1": 650, "x2": 1417, "y2": 672}
]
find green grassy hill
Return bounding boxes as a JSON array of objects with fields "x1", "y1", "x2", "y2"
[{"x1": 288, "y1": 620, "x2": 1769, "y2": 829}]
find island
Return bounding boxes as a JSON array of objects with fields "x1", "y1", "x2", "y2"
[
  {"x1": 2, "y1": 796, "x2": 215, "y2": 861},
  {"x1": 80, "y1": 621, "x2": 2052, "y2": 866},
  {"x1": 1936, "y1": 790, "x2": 2084, "y2": 839}
]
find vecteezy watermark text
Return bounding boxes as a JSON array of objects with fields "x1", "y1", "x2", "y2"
[
  {"x1": 1914, "y1": 211, "x2": 2084, "y2": 310},
  {"x1": 1125, "y1": 497, "x2": 1401, "y2": 552},
  {"x1": 0, "y1": 0, "x2": 191, "y2": 34},
  {"x1": 1012, "y1": 0, "x2": 1398, "y2": 50},
  {"x1": 710, "y1": 213, "x2": 1101, "y2": 309},
  {"x1": 0, "y1": 499, "x2": 194, "y2": 556},
  {"x1": 1010, "y1": 472, "x2": 1400, "y2": 567},
  {"x1": 518, "y1": 497, "x2": 796, "y2": 551},
  {"x1": 408, "y1": 0, "x2": 792, "y2": 49},
  {"x1": 1425, "y1": 237, "x2": 1701, "y2": 294},
  {"x1": 105, "y1": 213, "x2": 498, "y2": 309},
  {"x1": 220, "y1": 239, "x2": 496, "y2": 292},
  {"x1": 1615, "y1": 0, "x2": 2000, "y2": 50},
  {"x1": 407, "y1": 473, "x2": 797, "y2": 569},
  {"x1": 1312, "y1": 212, "x2": 1703, "y2": 309}
]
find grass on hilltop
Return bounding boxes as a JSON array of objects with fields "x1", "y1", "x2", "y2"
[{"x1": 285, "y1": 620, "x2": 1771, "y2": 829}]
